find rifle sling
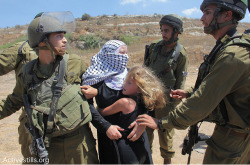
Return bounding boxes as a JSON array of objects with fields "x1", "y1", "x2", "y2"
[
  {"x1": 44, "y1": 58, "x2": 65, "y2": 147},
  {"x1": 159, "y1": 43, "x2": 181, "y2": 77}
]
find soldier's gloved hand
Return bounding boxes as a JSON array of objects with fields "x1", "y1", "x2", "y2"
[{"x1": 106, "y1": 125, "x2": 124, "y2": 140}]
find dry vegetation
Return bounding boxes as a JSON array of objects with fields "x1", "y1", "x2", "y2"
[{"x1": 1, "y1": 15, "x2": 249, "y2": 67}]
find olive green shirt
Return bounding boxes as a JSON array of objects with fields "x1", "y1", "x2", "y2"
[
  {"x1": 0, "y1": 41, "x2": 37, "y2": 77},
  {"x1": 145, "y1": 40, "x2": 188, "y2": 107},
  {"x1": 146, "y1": 40, "x2": 188, "y2": 90},
  {"x1": 162, "y1": 34, "x2": 250, "y2": 131},
  {"x1": 0, "y1": 53, "x2": 87, "y2": 119}
]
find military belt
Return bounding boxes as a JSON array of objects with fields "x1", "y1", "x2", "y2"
[{"x1": 216, "y1": 125, "x2": 249, "y2": 138}]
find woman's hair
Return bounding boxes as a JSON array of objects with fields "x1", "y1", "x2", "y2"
[{"x1": 126, "y1": 66, "x2": 166, "y2": 110}]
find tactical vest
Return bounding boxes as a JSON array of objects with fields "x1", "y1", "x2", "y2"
[
  {"x1": 144, "y1": 41, "x2": 182, "y2": 89},
  {"x1": 198, "y1": 33, "x2": 250, "y2": 126},
  {"x1": 22, "y1": 54, "x2": 92, "y2": 139}
]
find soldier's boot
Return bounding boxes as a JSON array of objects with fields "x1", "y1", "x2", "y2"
[{"x1": 164, "y1": 158, "x2": 171, "y2": 164}]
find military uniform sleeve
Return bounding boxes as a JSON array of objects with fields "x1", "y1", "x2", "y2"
[
  {"x1": 67, "y1": 54, "x2": 88, "y2": 84},
  {"x1": 161, "y1": 45, "x2": 249, "y2": 130},
  {"x1": 0, "y1": 42, "x2": 24, "y2": 76},
  {"x1": 174, "y1": 47, "x2": 189, "y2": 90},
  {"x1": 0, "y1": 69, "x2": 25, "y2": 119}
]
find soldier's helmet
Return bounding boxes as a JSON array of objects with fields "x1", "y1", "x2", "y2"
[
  {"x1": 159, "y1": 14, "x2": 183, "y2": 34},
  {"x1": 200, "y1": 0, "x2": 248, "y2": 20},
  {"x1": 28, "y1": 11, "x2": 75, "y2": 48}
]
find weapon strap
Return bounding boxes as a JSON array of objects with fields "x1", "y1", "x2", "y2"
[
  {"x1": 170, "y1": 42, "x2": 181, "y2": 69},
  {"x1": 158, "y1": 43, "x2": 181, "y2": 77},
  {"x1": 16, "y1": 40, "x2": 29, "y2": 68},
  {"x1": 173, "y1": 43, "x2": 181, "y2": 61},
  {"x1": 44, "y1": 58, "x2": 65, "y2": 147}
]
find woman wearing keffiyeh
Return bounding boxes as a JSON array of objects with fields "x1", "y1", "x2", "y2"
[{"x1": 81, "y1": 40, "x2": 153, "y2": 164}]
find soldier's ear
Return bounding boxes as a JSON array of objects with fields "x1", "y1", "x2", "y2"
[
  {"x1": 224, "y1": 10, "x2": 233, "y2": 21},
  {"x1": 38, "y1": 41, "x2": 46, "y2": 47}
]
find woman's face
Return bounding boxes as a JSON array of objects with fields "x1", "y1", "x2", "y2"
[{"x1": 122, "y1": 77, "x2": 140, "y2": 96}]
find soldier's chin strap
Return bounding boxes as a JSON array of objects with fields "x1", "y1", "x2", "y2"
[
  {"x1": 35, "y1": 37, "x2": 59, "y2": 60},
  {"x1": 204, "y1": 6, "x2": 238, "y2": 34}
]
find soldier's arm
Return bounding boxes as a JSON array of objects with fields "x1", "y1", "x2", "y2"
[
  {"x1": 162, "y1": 48, "x2": 248, "y2": 130},
  {"x1": 0, "y1": 70, "x2": 25, "y2": 119},
  {"x1": 0, "y1": 43, "x2": 23, "y2": 76},
  {"x1": 67, "y1": 53, "x2": 88, "y2": 84}
]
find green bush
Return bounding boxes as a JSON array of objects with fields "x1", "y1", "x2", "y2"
[
  {"x1": 65, "y1": 33, "x2": 74, "y2": 42},
  {"x1": 78, "y1": 34, "x2": 101, "y2": 49},
  {"x1": 119, "y1": 35, "x2": 140, "y2": 45},
  {"x1": 81, "y1": 13, "x2": 91, "y2": 21}
]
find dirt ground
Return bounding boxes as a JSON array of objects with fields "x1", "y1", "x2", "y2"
[{"x1": 0, "y1": 68, "x2": 215, "y2": 164}]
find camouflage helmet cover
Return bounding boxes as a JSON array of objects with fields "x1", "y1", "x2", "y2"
[
  {"x1": 159, "y1": 14, "x2": 183, "y2": 33},
  {"x1": 200, "y1": 0, "x2": 248, "y2": 20},
  {"x1": 28, "y1": 11, "x2": 75, "y2": 48}
]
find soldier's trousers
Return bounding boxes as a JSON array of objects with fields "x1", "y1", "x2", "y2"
[
  {"x1": 18, "y1": 110, "x2": 99, "y2": 164},
  {"x1": 146, "y1": 104, "x2": 175, "y2": 159},
  {"x1": 203, "y1": 125, "x2": 250, "y2": 164}
]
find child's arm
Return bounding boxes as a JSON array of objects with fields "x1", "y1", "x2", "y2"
[{"x1": 99, "y1": 98, "x2": 136, "y2": 116}]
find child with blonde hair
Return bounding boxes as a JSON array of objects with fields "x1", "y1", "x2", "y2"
[
  {"x1": 100, "y1": 65, "x2": 166, "y2": 116},
  {"x1": 98, "y1": 65, "x2": 166, "y2": 164}
]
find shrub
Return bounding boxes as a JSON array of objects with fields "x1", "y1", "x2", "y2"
[
  {"x1": 78, "y1": 34, "x2": 101, "y2": 49},
  {"x1": 81, "y1": 13, "x2": 91, "y2": 21},
  {"x1": 119, "y1": 35, "x2": 140, "y2": 45},
  {"x1": 65, "y1": 33, "x2": 74, "y2": 42}
]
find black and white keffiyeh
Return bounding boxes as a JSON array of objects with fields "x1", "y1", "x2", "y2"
[{"x1": 82, "y1": 40, "x2": 129, "y2": 90}]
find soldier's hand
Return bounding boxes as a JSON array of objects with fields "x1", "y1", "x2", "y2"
[
  {"x1": 80, "y1": 85, "x2": 98, "y2": 99},
  {"x1": 106, "y1": 125, "x2": 124, "y2": 140},
  {"x1": 136, "y1": 114, "x2": 159, "y2": 130},
  {"x1": 170, "y1": 89, "x2": 187, "y2": 100},
  {"x1": 127, "y1": 121, "x2": 146, "y2": 141}
]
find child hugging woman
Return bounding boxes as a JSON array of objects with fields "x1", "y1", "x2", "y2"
[{"x1": 81, "y1": 40, "x2": 166, "y2": 164}]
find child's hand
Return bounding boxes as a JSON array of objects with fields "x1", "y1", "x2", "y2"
[
  {"x1": 136, "y1": 114, "x2": 159, "y2": 130},
  {"x1": 80, "y1": 85, "x2": 98, "y2": 99},
  {"x1": 127, "y1": 121, "x2": 146, "y2": 141}
]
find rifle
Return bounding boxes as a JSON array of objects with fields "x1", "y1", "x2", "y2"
[
  {"x1": 181, "y1": 122, "x2": 210, "y2": 164},
  {"x1": 23, "y1": 94, "x2": 49, "y2": 164}
]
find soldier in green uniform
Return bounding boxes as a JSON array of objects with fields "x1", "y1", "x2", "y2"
[
  {"x1": 137, "y1": 0, "x2": 250, "y2": 164},
  {"x1": 0, "y1": 11, "x2": 99, "y2": 164},
  {"x1": 144, "y1": 14, "x2": 188, "y2": 164}
]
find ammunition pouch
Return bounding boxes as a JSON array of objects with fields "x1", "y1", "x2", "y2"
[{"x1": 30, "y1": 83, "x2": 91, "y2": 138}]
